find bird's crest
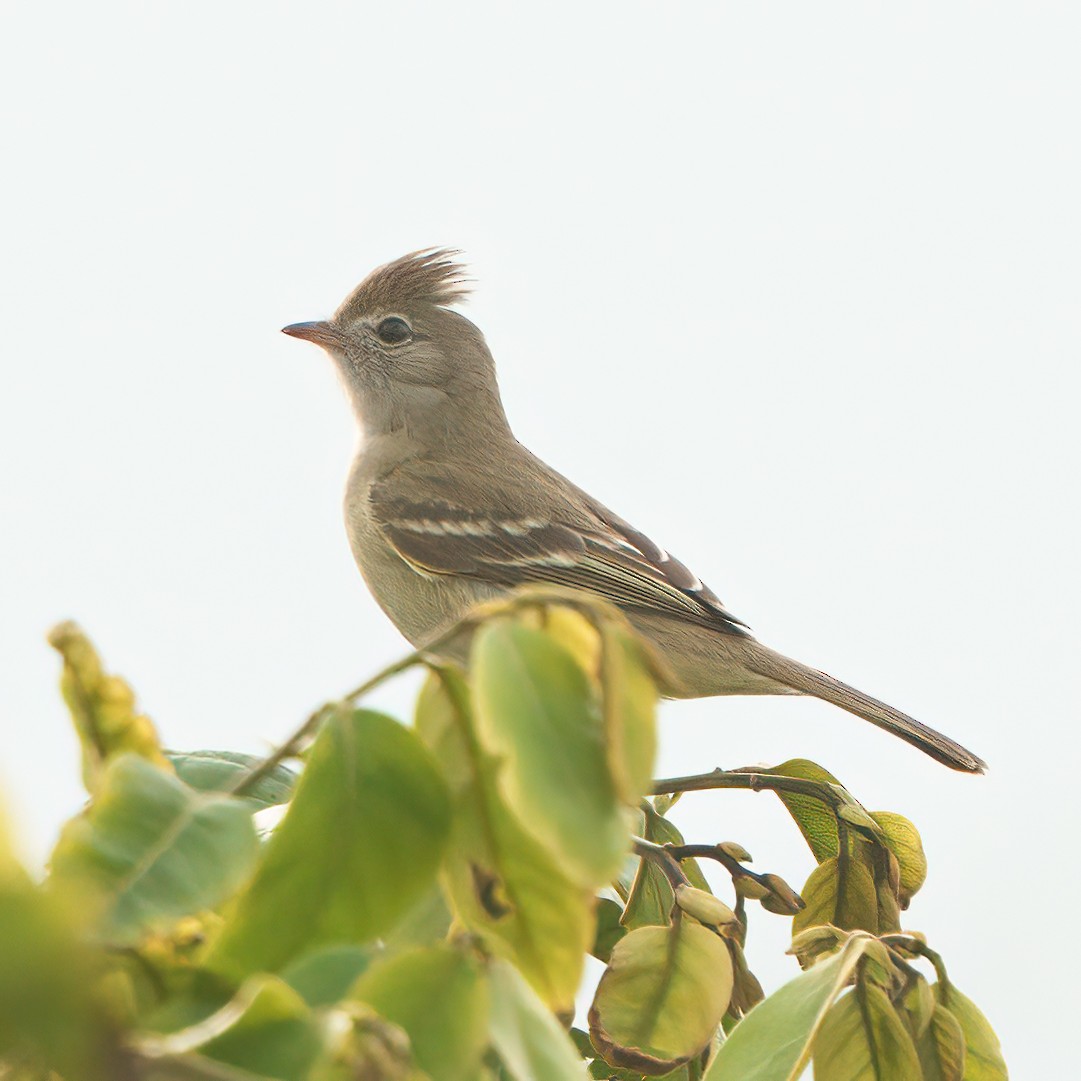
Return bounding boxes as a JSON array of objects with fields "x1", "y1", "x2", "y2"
[{"x1": 335, "y1": 248, "x2": 472, "y2": 321}]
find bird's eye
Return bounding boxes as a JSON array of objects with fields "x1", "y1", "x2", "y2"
[{"x1": 375, "y1": 316, "x2": 412, "y2": 345}]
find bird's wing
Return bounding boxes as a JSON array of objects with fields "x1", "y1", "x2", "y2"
[{"x1": 369, "y1": 480, "x2": 750, "y2": 636}]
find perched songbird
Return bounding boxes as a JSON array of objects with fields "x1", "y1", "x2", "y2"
[{"x1": 283, "y1": 249, "x2": 985, "y2": 773}]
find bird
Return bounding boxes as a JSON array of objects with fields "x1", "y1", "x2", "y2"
[{"x1": 282, "y1": 249, "x2": 985, "y2": 773}]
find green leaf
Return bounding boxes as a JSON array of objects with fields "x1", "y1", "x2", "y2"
[
  {"x1": 472, "y1": 619, "x2": 631, "y2": 886},
  {"x1": 141, "y1": 968, "x2": 238, "y2": 1036},
  {"x1": 308, "y1": 1013, "x2": 417, "y2": 1081},
  {"x1": 209, "y1": 709, "x2": 450, "y2": 977},
  {"x1": 812, "y1": 984, "x2": 922, "y2": 1080},
  {"x1": 933, "y1": 985, "x2": 1007, "y2": 1081},
  {"x1": 380, "y1": 883, "x2": 454, "y2": 954},
  {"x1": 166, "y1": 750, "x2": 296, "y2": 809},
  {"x1": 0, "y1": 840, "x2": 116, "y2": 1079},
  {"x1": 704, "y1": 932, "x2": 873, "y2": 1081},
  {"x1": 622, "y1": 804, "x2": 711, "y2": 931},
  {"x1": 415, "y1": 670, "x2": 594, "y2": 1014},
  {"x1": 792, "y1": 854, "x2": 878, "y2": 937},
  {"x1": 593, "y1": 896, "x2": 628, "y2": 962},
  {"x1": 139, "y1": 976, "x2": 324, "y2": 1081},
  {"x1": 351, "y1": 945, "x2": 489, "y2": 1081},
  {"x1": 199, "y1": 978, "x2": 323, "y2": 1081},
  {"x1": 642, "y1": 804, "x2": 711, "y2": 892},
  {"x1": 136, "y1": 1055, "x2": 285, "y2": 1080},
  {"x1": 488, "y1": 959, "x2": 589, "y2": 1080},
  {"x1": 280, "y1": 944, "x2": 376, "y2": 1008},
  {"x1": 869, "y1": 812, "x2": 927, "y2": 906},
  {"x1": 589, "y1": 921, "x2": 733, "y2": 1074},
  {"x1": 570, "y1": 1025, "x2": 596, "y2": 1057},
  {"x1": 758, "y1": 759, "x2": 843, "y2": 862},
  {"x1": 622, "y1": 851, "x2": 675, "y2": 931},
  {"x1": 49, "y1": 754, "x2": 259, "y2": 944}
]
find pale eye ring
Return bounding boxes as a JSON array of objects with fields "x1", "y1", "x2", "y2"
[{"x1": 375, "y1": 316, "x2": 412, "y2": 345}]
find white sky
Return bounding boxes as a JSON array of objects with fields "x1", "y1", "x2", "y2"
[{"x1": 2, "y1": 2, "x2": 1077, "y2": 1074}]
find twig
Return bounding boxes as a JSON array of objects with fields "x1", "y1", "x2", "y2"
[
  {"x1": 632, "y1": 836, "x2": 692, "y2": 891},
  {"x1": 228, "y1": 587, "x2": 619, "y2": 799},
  {"x1": 664, "y1": 842, "x2": 768, "y2": 891},
  {"x1": 663, "y1": 842, "x2": 748, "y2": 877},
  {"x1": 229, "y1": 651, "x2": 425, "y2": 796},
  {"x1": 664, "y1": 842, "x2": 805, "y2": 913}
]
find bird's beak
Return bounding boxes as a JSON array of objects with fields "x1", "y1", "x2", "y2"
[{"x1": 281, "y1": 320, "x2": 346, "y2": 348}]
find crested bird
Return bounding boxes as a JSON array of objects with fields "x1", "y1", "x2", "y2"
[{"x1": 283, "y1": 249, "x2": 985, "y2": 773}]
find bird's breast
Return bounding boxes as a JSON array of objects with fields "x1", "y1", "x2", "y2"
[{"x1": 343, "y1": 476, "x2": 496, "y2": 651}]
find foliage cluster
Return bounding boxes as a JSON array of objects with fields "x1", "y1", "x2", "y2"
[{"x1": 0, "y1": 594, "x2": 1006, "y2": 1079}]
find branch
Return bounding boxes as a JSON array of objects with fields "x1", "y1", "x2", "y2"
[{"x1": 651, "y1": 767, "x2": 850, "y2": 813}]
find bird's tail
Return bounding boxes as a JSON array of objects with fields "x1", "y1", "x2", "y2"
[{"x1": 740, "y1": 642, "x2": 987, "y2": 773}]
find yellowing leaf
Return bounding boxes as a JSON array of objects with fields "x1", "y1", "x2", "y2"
[
  {"x1": 589, "y1": 921, "x2": 733, "y2": 1074},
  {"x1": 813, "y1": 984, "x2": 921, "y2": 1080},
  {"x1": 870, "y1": 811, "x2": 928, "y2": 905},
  {"x1": 495, "y1": 603, "x2": 658, "y2": 808},
  {"x1": 674, "y1": 885, "x2": 737, "y2": 930},
  {"x1": 933, "y1": 985, "x2": 1007, "y2": 1081},
  {"x1": 415, "y1": 671, "x2": 593, "y2": 1014},
  {"x1": 792, "y1": 854, "x2": 879, "y2": 938},
  {"x1": 48, "y1": 621, "x2": 170, "y2": 791},
  {"x1": 759, "y1": 759, "x2": 843, "y2": 863},
  {"x1": 726, "y1": 937, "x2": 766, "y2": 1021},
  {"x1": 599, "y1": 621, "x2": 658, "y2": 805},
  {"x1": 471, "y1": 620, "x2": 631, "y2": 887},
  {"x1": 540, "y1": 604, "x2": 603, "y2": 675},
  {"x1": 916, "y1": 1004, "x2": 966, "y2": 1081}
]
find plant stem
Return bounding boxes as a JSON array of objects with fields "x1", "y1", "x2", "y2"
[{"x1": 881, "y1": 934, "x2": 952, "y2": 993}]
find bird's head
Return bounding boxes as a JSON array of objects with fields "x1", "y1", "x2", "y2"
[{"x1": 283, "y1": 249, "x2": 507, "y2": 442}]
